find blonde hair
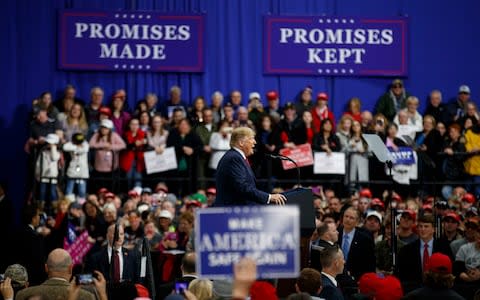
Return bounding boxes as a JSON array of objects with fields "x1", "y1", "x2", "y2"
[
  {"x1": 188, "y1": 279, "x2": 213, "y2": 300},
  {"x1": 230, "y1": 127, "x2": 254, "y2": 148},
  {"x1": 406, "y1": 96, "x2": 419, "y2": 106},
  {"x1": 67, "y1": 103, "x2": 88, "y2": 131}
]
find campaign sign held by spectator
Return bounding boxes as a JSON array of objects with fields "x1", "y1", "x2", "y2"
[
  {"x1": 388, "y1": 146, "x2": 416, "y2": 165},
  {"x1": 195, "y1": 206, "x2": 300, "y2": 279},
  {"x1": 279, "y1": 143, "x2": 314, "y2": 170},
  {"x1": 58, "y1": 10, "x2": 205, "y2": 72},
  {"x1": 264, "y1": 16, "x2": 408, "y2": 76}
]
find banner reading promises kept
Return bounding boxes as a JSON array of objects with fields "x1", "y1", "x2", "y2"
[
  {"x1": 264, "y1": 16, "x2": 408, "y2": 76},
  {"x1": 58, "y1": 10, "x2": 204, "y2": 72},
  {"x1": 195, "y1": 206, "x2": 300, "y2": 279}
]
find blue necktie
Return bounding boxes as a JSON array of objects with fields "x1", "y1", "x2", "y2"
[{"x1": 342, "y1": 234, "x2": 350, "y2": 262}]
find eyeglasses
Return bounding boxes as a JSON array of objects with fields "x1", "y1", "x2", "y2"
[{"x1": 392, "y1": 84, "x2": 403, "y2": 88}]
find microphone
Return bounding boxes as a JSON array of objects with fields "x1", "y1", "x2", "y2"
[
  {"x1": 266, "y1": 154, "x2": 290, "y2": 161},
  {"x1": 266, "y1": 153, "x2": 301, "y2": 187}
]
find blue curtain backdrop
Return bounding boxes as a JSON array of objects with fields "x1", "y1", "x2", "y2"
[{"x1": 1, "y1": 0, "x2": 479, "y2": 223}]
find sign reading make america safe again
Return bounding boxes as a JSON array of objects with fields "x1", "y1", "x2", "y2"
[
  {"x1": 195, "y1": 206, "x2": 300, "y2": 279},
  {"x1": 264, "y1": 16, "x2": 408, "y2": 76},
  {"x1": 58, "y1": 10, "x2": 205, "y2": 72}
]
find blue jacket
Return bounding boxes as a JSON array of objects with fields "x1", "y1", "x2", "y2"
[{"x1": 215, "y1": 149, "x2": 269, "y2": 206}]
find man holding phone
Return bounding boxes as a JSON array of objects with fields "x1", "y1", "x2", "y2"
[{"x1": 15, "y1": 249, "x2": 95, "y2": 300}]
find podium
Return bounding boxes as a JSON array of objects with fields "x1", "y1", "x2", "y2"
[
  {"x1": 282, "y1": 187, "x2": 316, "y2": 235},
  {"x1": 276, "y1": 188, "x2": 316, "y2": 297}
]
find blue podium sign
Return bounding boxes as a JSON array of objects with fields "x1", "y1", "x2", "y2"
[{"x1": 195, "y1": 206, "x2": 300, "y2": 279}]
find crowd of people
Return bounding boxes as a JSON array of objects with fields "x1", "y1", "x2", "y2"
[{"x1": 0, "y1": 79, "x2": 479, "y2": 299}]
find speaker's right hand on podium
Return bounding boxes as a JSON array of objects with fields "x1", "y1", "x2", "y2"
[{"x1": 269, "y1": 193, "x2": 286, "y2": 205}]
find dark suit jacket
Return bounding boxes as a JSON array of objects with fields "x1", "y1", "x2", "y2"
[
  {"x1": 215, "y1": 149, "x2": 269, "y2": 206},
  {"x1": 338, "y1": 227, "x2": 376, "y2": 281},
  {"x1": 310, "y1": 239, "x2": 336, "y2": 272},
  {"x1": 15, "y1": 278, "x2": 95, "y2": 300},
  {"x1": 15, "y1": 225, "x2": 47, "y2": 286},
  {"x1": 319, "y1": 274, "x2": 344, "y2": 300},
  {"x1": 86, "y1": 246, "x2": 139, "y2": 283},
  {"x1": 396, "y1": 238, "x2": 453, "y2": 292}
]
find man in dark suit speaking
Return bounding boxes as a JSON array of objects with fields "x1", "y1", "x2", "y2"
[{"x1": 215, "y1": 127, "x2": 286, "y2": 206}]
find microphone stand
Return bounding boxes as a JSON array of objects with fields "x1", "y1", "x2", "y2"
[
  {"x1": 386, "y1": 160, "x2": 397, "y2": 273},
  {"x1": 267, "y1": 154, "x2": 301, "y2": 187}
]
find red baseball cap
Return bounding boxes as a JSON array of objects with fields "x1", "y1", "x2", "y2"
[
  {"x1": 97, "y1": 188, "x2": 109, "y2": 195},
  {"x1": 99, "y1": 106, "x2": 112, "y2": 117},
  {"x1": 207, "y1": 187, "x2": 217, "y2": 195},
  {"x1": 266, "y1": 90, "x2": 279, "y2": 101},
  {"x1": 401, "y1": 209, "x2": 416, "y2": 221},
  {"x1": 426, "y1": 253, "x2": 452, "y2": 274},
  {"x1": 104, "y1": 192, "x2": 115, "y2": 199},
  {"x1": 443, "y1": 212, "x2": 461, "y2": 223},
  {"x1": 422, "y1": 204, "x2": 433, "y2": 212},
  {"x1": 463, "y1": 193, "x2": 476, "y2": 204},
  {"x1": 371, "y1": 198, "x2": 385, "y2": 210},
  {"x1": 316, "y1": 92, "x2": 328, "y2": 101},
  {"x1": 359, "y1": 188, "x2": 372, "y2": 198},
  {"x1": 128, "y1": 190, "x2": 139, "y2": 197}
]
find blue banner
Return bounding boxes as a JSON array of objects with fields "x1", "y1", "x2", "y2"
[
  {"x1": 195, "y1": 206, "x2": 300, "y2": 279},
  {"x1": 264, "y1": 16, "x2": 408, "y2": 76},
  {"x1": 389, "y1": 146, "x2": 416, "y2": 165},
  {"x1": 58, "y1": 10, "x2": 205, "y2": 72}
]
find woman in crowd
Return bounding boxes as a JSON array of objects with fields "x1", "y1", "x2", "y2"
[
  {"x1": 167, "y1": 118, "x2": 203, "y2": 196},
  {"x1": 89, "y1": 119, "x2": 126, "y2": 193},
  {"x1": 56, "y1": 95, "x2": 75, "y2": 123},
  {"x1": 110, "y1": 92, "x2": 131, "y2": 137},
  {"x1": 312, "y1": 118, "x2": 341, "y2": 153},
  {"x1": 415, "y1": 115, "x2": 442, "y2": 193},
  {"x1": 464, "y1": 121, "x2": 480, "y2": 197},
  {"x1": 311, "y1": 92, "x2": 336, "y2": 132},
  {"x1": 147, "y1": 114, "x2": 169, "y2": 154},
  {"x1": 137, "y1": 111, "x2": 150, "y2": 133},
  {"x1": 385, "y1": 123, "x2": 407, "y2": 151},
  {"x1": 34, "y1": 91, "x2": 59, "y2": 120},
  {"x1": 336, "y1": 114, "x2": 353, "y2": 151},
  {"x1": 292, "y1": 110, "x2": 316, "y2": 145},
  {"x1": 120, "y1": 118, "x2": 147, "y2": 189},
  {"x1": 343, "y1": 97, "x2": 363, "y2": 123},
  {"x1": 208, "y1": 119, "x2": 232, "y2": 171},
  {"x1": 175, "y1": 211, "x2": 194, "y2": 251},
  {"x1": 254, "y1": 114, "x2": 282, "y2": 177},
  {"x1": 83, "y1": 199, "x2": 107, "y2": 254},
  {"x1": 440, "y1": 123, "x2": 467, "y2": 199},
  {"x1": 61, "y1": 103, "x2": 88, "y2": 142},
  {"x1": 436, "y1": 121, "x2": 448, "y2": 143},
  {"x1": 348, "y1": 120, "x2": 369, "y2": 192},
  {"x1": 188, "y1": 96, "x2": 206, "y2": 127}
]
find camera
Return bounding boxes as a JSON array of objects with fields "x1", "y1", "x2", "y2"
[
  {"x1": 0, "y1": 274, "x2": 4, "y2": 282},
  {"x1": 175, "y1": 282, "x2": 188, "y2": 294},
  {"x1": 76, "y1": 273, "x2": 94, "y2": 285},
  {"x1": 376, "y1": 119, "x2": 384, "y2": 126}
]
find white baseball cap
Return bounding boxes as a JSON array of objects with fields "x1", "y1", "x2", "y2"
[{"x1": 100, "y1": 119, "x2": 114, "y2": 129}]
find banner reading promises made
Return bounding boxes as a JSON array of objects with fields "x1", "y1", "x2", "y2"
[
  {"x1": 58, "y1": 10, "x2": 204, "y2": 72},
  {"x1": 264, "y1": 16, "x2": 408, "y2": 76}
]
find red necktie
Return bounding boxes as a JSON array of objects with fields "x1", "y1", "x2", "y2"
[
  {"x1": 244, "y1": 158, "x2": 251, "y2": 167},
  {"x1": 113, "y1": 250, "x2": 121, "y2": 282},
  {"x1": 423, "y1": 243, "x2": 430, "y2": 271}
]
